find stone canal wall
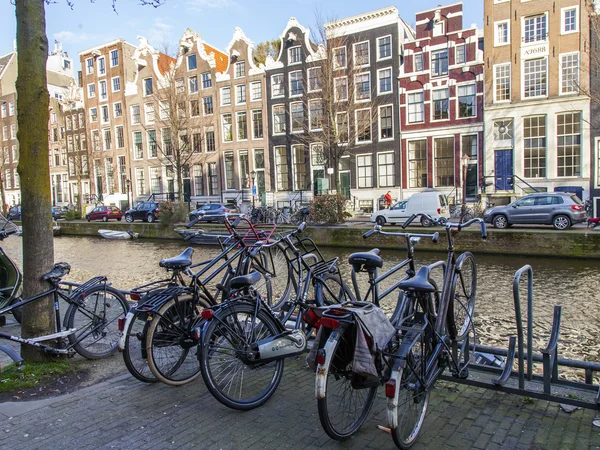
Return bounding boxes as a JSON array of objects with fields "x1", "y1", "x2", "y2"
[{"x1": 58, "y1": 221, "x2": 600, "y2": 259}]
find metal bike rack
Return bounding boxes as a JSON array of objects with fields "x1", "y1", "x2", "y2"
[{"x1": 444, "y1": 265, "x2": 600, "y2": 409}]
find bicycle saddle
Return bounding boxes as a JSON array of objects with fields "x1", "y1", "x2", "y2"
[
  {"x1": 348, "y1": 249, "x2": 383, "y2": 270},
  {"x1": 159, "y1": 247, "x2": 194, "y2": 270},
  {"x1": 41, "y1": 262, "x2": 71, "y2": 281},
  {"x1": 398, "y1": 266, "x2": 436, "y2": 293},
  {"x1": 230, "y1": 272, "x2": 261, "y2": 290}
]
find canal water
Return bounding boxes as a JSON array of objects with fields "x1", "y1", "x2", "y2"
[{"x1": 3, "y1": 235, "x2": 599, "y2": 377}]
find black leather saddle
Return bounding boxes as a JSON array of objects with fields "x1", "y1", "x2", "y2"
[
  {"x1": 398, "y1": 266, "x2": 436, "y2": 293},
  {"x1": 230, "y1": 272, "x2": 261, "y2": 290},
  {"x1": 348, "y1": 249, "x2": 383, "y2": 270},
  {"x1": 159, "y1": 248, "x2": 194, "y2": 270},
  {"x1": 41, "y1": 262, "x2": 71, "y2": 281}
]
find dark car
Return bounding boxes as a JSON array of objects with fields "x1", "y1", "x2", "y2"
[
  {"x1": 86, "y1": 205, "x2": 123, "y2": 222},
  {"x1": 483, "y1": 192, "x2": 586, "y2": 230},
  {"x1": 6, "y1": 206, "x2": 21, "y2": 221},
  {"x1": 124, "y1": 202, "x2": 160, "y2": 223},
  {"x1": 189, "y1": 203, "x2": 235, "y2": 224},
  {"x1": 52, "y1": 206, "x2": 68, "y2": 220}
]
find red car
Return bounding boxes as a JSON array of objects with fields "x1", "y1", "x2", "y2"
[{"x1": 86, "y1": 206, "x2": 123, "y2": 222}]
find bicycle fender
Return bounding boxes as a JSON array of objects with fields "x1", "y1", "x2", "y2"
[
  {"x1": 386, "y1": 367, "x2": 402, "y2": 429},
  {"x1": 118, "y1": 311, "x2": 136, "y2": 351},
  {"x1": 315, "y1": 330, "x2": 342, "y2": 399}
]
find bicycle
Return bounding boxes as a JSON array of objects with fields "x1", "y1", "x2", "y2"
[
  {"x1": 0, "y1": 229, "x2": 129, "y2": 359},
  {"x1": 197, "y1": 222, "x2": 355, "y2": 411},
  {"x1": 313, "y1": 213, "x2": 486, "y2": 447}
]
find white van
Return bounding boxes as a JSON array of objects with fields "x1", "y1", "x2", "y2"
[{"x1": 369, "y1": 191, "x2": 450, "y2": 226}]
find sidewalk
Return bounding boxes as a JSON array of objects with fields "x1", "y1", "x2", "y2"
[{"x1": 1, "y1": 358, "x2": 598, "y2": 450}]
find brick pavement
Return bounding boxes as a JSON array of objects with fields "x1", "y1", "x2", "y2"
[{"x1": 0, "y1": 358, "x2": 599, "y2": 450}]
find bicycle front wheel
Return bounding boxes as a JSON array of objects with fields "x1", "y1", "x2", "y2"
[
  {"x1": 145, "y1": 295, "x2": 205, "y2": 386},
  {"x1": 122, "y1": 312, "x2": 156, "y2": 383},
  {"x1": 317, "y1": 327, "x2": 377, "y2": 440},
  {"x1": 66, "y1": 285, "x2": 129, "y2": 359},
  {"x1": 251, "y1": 243, "x2": 293, "y2": 310},
  {"x1": 316, "y1": 273, "x2": 356, "y2": 306},
  {"x1": 199, "y1": 302, "x2": 284, "y2": 410},
  {"x1": 447, "y1": 252, "x2": 476, "y2": 341}
]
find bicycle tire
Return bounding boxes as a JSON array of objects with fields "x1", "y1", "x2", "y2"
[
  {"x1": 145, "y1": 295, "x2": 207, "y2": 386},
  {"x1": 315, "y1": 273, "x2": 356, "y2": 306},
  {"x1": 65, "y1": 285, "x2": 129, "y2": 359},
  {"x1": 122, "y1": 312, "x2": 156, "y2": 383},
  {"x1": 249, "y1": 243, "x2": 293, "y2": 310},
  {"x1": 317, "y1": 327, "x2": 377, "y2": 440},
  {"x1": 199, "y1": 301, "x2": 284, "y2": 410},
  {"x1": 447, "y1": 252, "x2": 476, "y2": 341}
]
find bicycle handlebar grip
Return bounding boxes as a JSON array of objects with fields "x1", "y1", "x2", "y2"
[
  {"x1": 231, "y1": 215, "x2": 243, "y2": 228},
  {"x1": 402, "y1": 214, "x2": 417, "y2": 229},
  {"x1": 432, "y1": 232, "x2": 439, "y2": 244},
  {"x1": 480, "y1": 221, "x2": 488, "y2": 240},
  {"x1": 185, "y1": 216, "x2": 200, "y2": 229},
  {"x1": 363, "y1": 228, "x2": 377, "y2": 239}
]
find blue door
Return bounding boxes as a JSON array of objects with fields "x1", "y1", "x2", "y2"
[{"x1": 495, "y1": 150, "x2": 513, "y2": 191}]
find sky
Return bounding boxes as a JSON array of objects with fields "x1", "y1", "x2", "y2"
[{"x1": 0, "y1": 0, "x2": 484, "y2": 65}]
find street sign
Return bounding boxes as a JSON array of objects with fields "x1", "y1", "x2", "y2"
[{"x1": 252, "y1": 185, "x2": 257, "y2": 196}]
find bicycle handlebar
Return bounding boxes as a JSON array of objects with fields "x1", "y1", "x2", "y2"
[
  {"x1": 186, "y1": 215, "x2": 202, "y2": 228},
  {"x1": 453, "y1": 218, "x2": 487, "y2": 239},
  {"x1": 401, "y1": 213, "x2": 444, "y2": 229},
  {"x1": 363, "y1": 224, "x2": 439, "y2": 243}
]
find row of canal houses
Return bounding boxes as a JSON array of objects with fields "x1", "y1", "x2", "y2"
[{"x1": 2, "y1": 1, "x2": 598, "y2": 216}]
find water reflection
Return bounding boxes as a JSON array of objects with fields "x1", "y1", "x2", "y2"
[{"x1": 3, "y1": 235, "x2": 599, "y2": 369}]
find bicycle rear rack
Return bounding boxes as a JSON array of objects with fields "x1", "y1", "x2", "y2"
[
  {"x1": 69, "y1": 276, "x2": 108, "y2": 299},
  {"x1": 309, "y1": 258, "x2": 339, "y2": 278},
  {"x1": 134, "y1": 286, "x2": 193, "y2": 313}
]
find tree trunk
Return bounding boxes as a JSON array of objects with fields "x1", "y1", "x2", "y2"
[
  {"x1": 15, "y1": 0, "x2": 56, "y2": 362},
  {"x1": 0, "y1": 171, "x2": 6, "y2": 216}
]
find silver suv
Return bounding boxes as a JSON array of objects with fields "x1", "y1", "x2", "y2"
[{"x1": 483, "y1": 193, "x2": 585, "y2": 230}]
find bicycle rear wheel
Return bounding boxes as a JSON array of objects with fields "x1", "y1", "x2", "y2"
[
  {"x1": 251, "y1": 243, "x2": 293, "y2": 310},
  {"x1": 199, "y1": 301, "x2": 284, "y2": 410},
  {"x1": 66, "y1": 285, "x2": 129, "y2": 359},
  {"x1": 447, "y1": 252, "x2": 476, "y2": 341},
  {"x1": 122, "y1": 312, "x2": 156, "y2": 383},
  {"x1": 317, "y1": 327, "x2": 377, "y2": 440},
  {"x1": 316, "y1": 273, "x2": 356, "y2": 306},
  {"x1": 145, "y1": 295, "x2": 206, "y2": 386}
]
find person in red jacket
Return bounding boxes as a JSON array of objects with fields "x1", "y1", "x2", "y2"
[{"x1": 384, "y1": 191, "x2": 393, "y2": 208}]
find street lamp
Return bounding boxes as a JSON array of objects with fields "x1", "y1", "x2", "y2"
[
  {"x1": 125, "y1": 179, "x2": 132, "y2": 210},
  {"x1": 250, "y1": 170, "x2": 256, "y2": 209},
  {"x1": 460, "y1": 153, "x2": 470, "y2": 223}
]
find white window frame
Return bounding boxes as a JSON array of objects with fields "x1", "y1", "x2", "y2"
[
  {"x1": 414, "y1": 53, "x2": 424, "y2": 72},
  {"x1": 354, "y1": 72, "x2": 371, "y2": 103},
  {"x1": 99, "y1": 80, "x2": 108, "y2": 101},
  {"x1": 289, "y1": 70, "x2": 303, "y2": 98},
  {"x1": 187, "y1": 54, "x2": 197, "y2": 71},
  {"x1": 355, "y1": 108, "x2": 372, "y2": 145},
  {"x1": 456, "y1": 82, "x2": 477, "y2": 119},
  {"x1": 561, "y1": 6, "x2": 579, "y2": 35},
  {"x1": 113, "y1": 101, "x2": 122, "y2": 118},
  {"x1": 376, "y1": 35, "x2": 392, "y2": 61},
  {"x1": 87, "y1": 83, "x2": 96, "y2": 99},
  {"x1": 272, "y1": 104, "x2": 286, "y2": 135},
  {"x1": 86, "y1": 57, "x2": 94, "y2": 75},
  {"x1": 406, "y1": 91, "x2": 425, "y2": 125},
  {"x1": 235, "y1": 84, "x2": 246, "y2": 105},
  {"x1": 290, "y1": 101, "x2": 304, "y2": 134},
  {"x1": 188, "y1": 76, "x2": 199, "y2": 94},
  {"x1": 522, "y1": 13, "x2": 548, "y2": 44},
  {"x1": 97, "y1": 56, "x2": 106, "y2": 76},
  {"x1": 378, "y1": 104, "x2": 394, "y2": 142},
  {"x1": 250, "y1": 81, "x2": 262, "y2": 101},
  {"x1": 353, "y1": 41, "x2": 370, "y2": 68},
  {"x1": 251, "y1": 109, "x2": 263, "y2": 140},
  {"x1": 559, "y1": 52, "x2": 580, "y2": 95},
  {"x1": 234, "y1": 61, "x2": 246, "y2": 78},
  {"x1": 308, "y1": 99, "x2": 323, "y2": 132},
  {"x1": 110, "y1": 49, "x2": 119, "y2": 68},
  {"x1": 334, "y1": 77, "x2": 348, "y2": 102},
  {"x1": 130, "y1": 105, "x2": 140, "y2": 125},
  {"x1": 431, "y1": 88, "x2": 450, "y2": 122},
  {"x1": 100, "y1": 105, "x2": 110, "y2": 124},
  {"x1": 377, "y1": 67, "x2": 393, "y2": 95},
  {"x1": 288, "y1": 46, "x2": 303, "y2": 65},
  {"x1": 291, "y1": 144, "x2": 306, "y2": 191},
  {"x1": 494, "y1": 20, "x2": 510, "y2": 47},
  {"x1": 307, "y1": 67, "x2": 322, "y2": 93},
  {"x1": 271, "y1": 74, "x2": 284, "y2": 98},
  {"x1": 89, "y1": 107, "x2": 98, "y2": 123},
  {"x1": 455, "y1": 44, "x2": 466, "y2": 65},
  {"x1": 111, "y1": 76, "x2": 120, "y2": 93},
  {"x1": 522, "y1": 57, "x2": 548, "y2": 99},
  {"x1": 356, "y1": 152, "x2": 373, "y2": 188},
  {"x1": 221, "y1": 113, "x2": 233, "y2": 143},
  {"x1": 333, "y1": 46, "x2": 347, "y2": 70},
  {"x1": 377, "y1": 151, "x2": 395, "y2": 188},
  {"x1": 493, "y1": 63, "x2": 511, "y2": 103},
  {"x1": 143, "y1": 78, "x2": 153, "y2": 97},
  {"x1": 220, "y1": 86, "x2": 231, "y2": 106},
  {"x1": 144, "y1": 102, "x2": 155, "y2": 125}
]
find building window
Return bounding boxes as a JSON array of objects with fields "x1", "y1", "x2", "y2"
[
  {"x1": 86, "y1": 57, "x2": 94, "y2": 75},
  {"x1": 495, "y1": 21, "x2": 509, "y2": 46},
  {"x1": 309, "y1": 99, "x2": 323, "y2": 131},
  {"x1": 292, "y1": 145, "x2": 306, "y2": 190},
  {"x1": 434, "y1": 137, "x2": 454, "y2": 187},
  {"x1": 250, "y1": 81, "x2": 262, "y2": 101},
  {"x1": 162, "y1": 128, "x2": 172, "y2": 156},
  {"x1": 409, "y1": 140, "x2": 427, "y2": 188},
  {"x1": 275, "y1": 146, "x2": 289, "y2": 190},
  {"x1": 192, "y1": 132, "x2": 202, "y2": 153},
  {"x1": 334, "y1": 77, "x2": 348, "y2": 102},
  {"x1": 147, "y1": 130, "x2": 157, "y2": 158},
  {"x1": 494, "y1": 63, "x2": 511, "y2": 102},
  {"x1": 414, "y1": 53, "x2": 424, "y2": 72},
  {"x1": 524, "y1": 58, "x2": 547, "y2": 98},
  {"x1": 143, "y1": 78, "x2": 153, "y2": 96},
  {"x1": 190, "y1": 99, "x2": 199, "y2": 117},
  {"x1": 357, "y1": 154, "x2": 373, "y2": 188},
  {"x1": 289, "y1": 71, "x2": 303, "y2": 97},
  {"x1": 455, "y1": 45, "x2": 466, "y2": 64},
  {"x1": 203, "y1": 96, "x2": 213, "y2": 115},
  {"x1": 560, "y1": 53, "x2": 579, "y2": 94},
  {"x1": 237, "y1": 112, "x2": 247, "y2": 140},
  {"x1": 145, "y1": 103, "x2": 155, "y2": 124},
  {"x1": 98, "y1": 57, "x2": 106, "y2": 76},
  {"x1": 103, "y1": 128, "x2": 112, "y2": 150},
  {"x1": 432, "y1": 88, "x2": 449, "y2": 120},
  {"x1": 136, "y1": 168, "x2": 145, "y2": 196},
  {"x1": 379, "y1": 105, "x2": 393, "y2": 140},
  {"x1": 110, "y1": 49, "x2": 119, "y2": 67},
  {"x1": 187, "y1": 54, "x2": 197, "y2": 70},
  {"x1": 99, "y1": 80, "x2": 107, "y2": 100},
  {"x1": 238, "y1": 150, "x2": 250, "y2": 187},
  {"x1": 252, "y1": 110, "x2": 263, "y2": 139},
  {"x1": 377, "y1": 35, "x2": 391, "y2": 60},
  {"x1": 524, "y1": 14, "x2": 547, "y2": 43},
  {"x1": 88, "y1": 83, "x2": 96, "y2": 98},
  {"x1": 112, "y1": 76, "x2": 120, "y2": 92},
  {"x1": 378, "y1": 68, "x2": 392, "y2": 94},
  {"x1": 271, "y1": 74, "x2": 284, "y2": 97},
  {"x1": 291, "y1": 102, "x2": 304, "y2": 133},
  {"x1": 336, "y1": 112, "x2": 349, "y2": 143},
  {"x1": 101, "y1": 105, "x2": 110, "y2": 124},
  {"x1": 458, "y1": 84, "x2": 476, "y2": 118},
  {"x1": 193, "y1": 165, "x2": 204, "y2": 196},
  {"x1": 130, "y1": 105, "x2": 140, "y2": 124},
  {"x1": 433, "y1": 21, "x2": 445, "y2": 37},
  {"x1": 235, "y1": 84, "x2": 246, "y2": 104},
  {"x1": 201, "y1": 72, "x2": 212, "y2": 89},
  {"x1": 308, "y1": 67, "x2": 322, "y2": 92},
  {"x1": 557, "y1": 112, "x2": 581, "y2": 177},
  {"x1": 462, "y1": 134, "x2": 478, "y2": 162},
  {"x1": 0, "y1": 104, "x2": 5, "y2": 118},
  {"x1": 407, "y1": 92, "x2": 424, "y2": 123},
  {"x1": 378, "y1": 152, "x2": 394, "y2": 187},
  {"x1": 116, "y1": 126, "x2": 124, "y2": 148},
  {"x1": 431, "y1": 49, "x2": 448, "y2": 77},
  {"x1": 494, "y1": 119, "x2": 513, "y2": 141},
  {"x1": 273, "y1": 105, "x2": 286, "y2": 134},
  {"x1": 207, "y1": 162, "x2": 218, "y2": 195},
  {"x1": 353, "y1": 41, "x2": 370, "y2": 67},
  {"x1": 563, "y1": 7, "x2": 578, "y2": 34},
  {"x1": 222, "y1": 114, "x2": 233, "y2": 142},
  {"x1": 288, "y1": 47, "x2": 302, "y2": 64},
  {"x1": 356, "y1": 109, "x2": 372, "y2": 143},
  {"x1": 113, "y1": 102, "x2": 122, "y2": 118},
  {"x1": 221, "y1": 87, "x2": 231, "y2": 105},
  {"x1": 92, "y1": 130, "x2": 100, "y2": 151},
  {"x1": 223, "y1": 151, "x2": 235, "y2": 189},
  {"x1": 355, "y1": 73, "x2": 371, "y2": 101},
  {"x1": 333, "y1": 46, "x2": 346, "y2": 69},
  {"x1": 524, "y1": 115, "x2": 546, "y2": 178},
  {"x1": 234, "y1": 61, "x2": 246, "y2": 78},
  {"x1": 206, "y1": 129, "x2": 215, "y2": 152},
  {"x1": 189, "y1": 76, "x2": 198, "y2": 93}
]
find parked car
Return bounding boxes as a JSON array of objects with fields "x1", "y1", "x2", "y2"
[
  {"x1": 52, "y1": 206, "x2": 68, "y2": 220},
  {"x1": 86, "y1": 205, "x2": 123, "y2": 222},
  {"x1": 370, "y1": 191, "x2": 450, "y2": 226},
  {"x1": 189, "y1": 203, "x2": 235, "y2": 224},
  {"x1": 6, "y1": 206, "x2": 21, "y2": 221},
  {"x1": 483, "y1": 192, "x2": 585, "y2": 230},
  {"x1": 124, "y1": 202, "x2": 160, "y2": 223}
]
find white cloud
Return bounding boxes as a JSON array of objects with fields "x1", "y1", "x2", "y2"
[
  {"x1": 144, "y1": 18, "x2": 174, "y2": 47},
  {"x1": 53, "y1": 30, "x2": 97, "y2": 43},
  {"x1": 186, "y1": 0, "x2": 240, "y2": 12}
]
